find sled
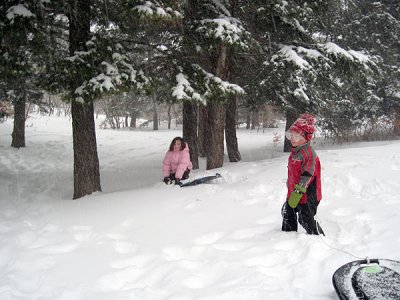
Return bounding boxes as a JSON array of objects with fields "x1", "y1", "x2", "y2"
[
  {"x1": 332, "y1": 258, "x2": 400, "y2": 299},
  {"x1": 179, "y1": 173, "x2": 222, "y2": 187}
]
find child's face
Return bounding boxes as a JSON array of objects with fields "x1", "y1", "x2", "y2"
[
  {"x1": 173, "y1": 140, "x2": 182, "y2": 151},
  {"x1": 287, "y1": 130, "x2": 307, "y2": 147}
]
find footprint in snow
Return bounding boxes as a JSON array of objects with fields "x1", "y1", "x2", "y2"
[
  {"x1": 193, "y1": 231, "x2": 225, "y2": 245},
  {"x1": 239, "y1": 197, "x2": 264, "y2": 206},
  {"x1": 229, "y1": 227, "x2": 266, "y2": 240},
  {"x1": 97, "y1": 267, "x2": 143, "y2": 291},
  {"x1": 182, "y1": 276, "x2": 206, "y2": 289},
  {"x1": 34, "y1": 255, "x2": 57, "y2": 270},
  {"x1": 40, "y1": 243, "x2": 79, "y2": 254},
  {"x1": 178, "y1": 260, "x2": 202, "y2": 270},
  {"x1": 74, "y1": 231, "x2": 100, "y2": 242},
  {"x1": 69, "y1": 225, "x2": 100, "y2": 242},
  {"x1": 43, "y1": 223, "x2": 60, "y2": 233},
  {"x1": 256, "y1": 217, "x2": 276, "y2": 225},
  {"x1": 71, "y1": 225, "x2": 93, "y2": 231},
  {"x1": 332, "y1": 207, "x2": 357, "y2": 217},
  {"x1": 212, "y1": 242, "x2": 250, "y2": 252},
  {"x1": 163, "y1": 246, "x2": 205, "y2": 261},
  {"x1": 2, "y1": 209, "x2": 19, "y2": 219},
  {"x1": 243, "y1": 252, "x2": 285, "y2": 267},
  {"x1": 273, "y1": 239, "x2": 296, "y2": 251},
  {"x1": 110, "y1": 254, "x2": 154, "y2": 269},
  {"x1": 105, "y1": 232, "x2": 128, "y2": 240},
  {"x1": 15, "y1": 231, "x2": 38, "y2": 248},
  {"x1": 0, "y1": 222, "x2": 12, "y2": 233},
  {"x1": 120, "y1": 219, "x2": 133, "y2": 227},
  {"x1": 113, "y1": 241, "x2": 137, "y2": 254},
  {"x1": 391, "y1": 163, "x2": 400, "y2": 170}
]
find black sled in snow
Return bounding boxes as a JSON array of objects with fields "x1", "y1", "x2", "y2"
[
  {"x1": 332, "y1": 258, "x2": 400, "y2": 299},
  {"x1": 179, "y1": 173, "x2": 222, "y2": 187}
]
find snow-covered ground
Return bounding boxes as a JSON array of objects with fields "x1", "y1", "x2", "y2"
[{"x1": 0, "y1": 113, "x2": 399, "y2": 300}]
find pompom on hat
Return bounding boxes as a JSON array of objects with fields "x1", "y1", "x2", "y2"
[{"x1": 289, "y1": 113, "x2": 316, "y2": 142}]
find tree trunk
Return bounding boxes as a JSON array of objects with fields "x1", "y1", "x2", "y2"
[
  {"x1": 11, "y1": 99, "x2": 26, "y2": 148},
  {"x1": 251, "y1": 110, "x2": 259, "y2": 130},
  {"x1": 236, "y1": 105, "x2": 240, "y2": 129},
  {"x1": 198, "y1": 105, "x2": 208, "y2": 157},
  {"x1": 206, "y1": 100, "x2": 225, "y2": 170},
  {"x1": 167, "y1": 103, "x2": 172, "y2": 129},
  {"x1": 152, "y1": 95, "x2": 158, "y2": 130},
  {"x1": 183, "y1": 100, "x2": 199, "y2": 169},
  {"x1": 69, "y1": 0, "x2": 101, "y2": 199},
  {"x1": 71, "y1": 101, "x2": 102, "y2": 199},
  {"x1": 206, "y1": 44, "x2": 228, "y2": 170},
  {"x1": 394, "y1": 109, "x2": 400, "y2": 136},
  {"x1": 223, "y1": 1, "x2": 240, "y2": 163},
  {"x1": 284, "y1": 110, "x2": 298, "y2": 152},
  {"x1": 225, "y1": 95, "x2": 241, "y2": 162},
  {"x1": 246, "y1": 111, "x2": 251, "y2": 129},
  {"x1": 130, "y1": 112, "x2": 136, "y2": 128}
]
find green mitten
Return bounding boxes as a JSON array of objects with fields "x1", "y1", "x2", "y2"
[{"x1": 288, "y1": 184, "x2": 307, "y2": 208}]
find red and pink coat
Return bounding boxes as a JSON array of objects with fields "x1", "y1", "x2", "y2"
[{"x1": 287, "y1": 143, "x2": 322, "y2": 205}]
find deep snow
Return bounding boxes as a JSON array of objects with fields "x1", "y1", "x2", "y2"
[{"x1": 0, "y1": 113, "x2": 399, "y2": 300}]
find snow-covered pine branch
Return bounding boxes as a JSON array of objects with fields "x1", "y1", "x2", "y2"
[
  {"x1": 172, "y1": 73, "x2": 203, "y2": 103},
  {"x1": 197, "y1": 16, "x2": 250, "y2": 49},
  {"x1": 5, "y1": 3, "x2": 35, "y2": 23},
  {"x1": 64, "y1": 36, "x2": 149, "y2": 103},
  {"x1": 131, "y1": 0, "x2": 183, "y2": 21},
  {"x1": 172, "y1": 64, "x2": 245, "y2": 105}
]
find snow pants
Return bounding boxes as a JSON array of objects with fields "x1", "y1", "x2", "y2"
[{"x1": 281, "y1": 194, "x2": 325, "y2": 235}]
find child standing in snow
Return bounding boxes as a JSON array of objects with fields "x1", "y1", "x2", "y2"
[
  {"x1": 163, "y1": 137, "x2": 193, "y2": 185},
  {"x1": 281, "y1": 113, "x2": 325, "y2": 235}
]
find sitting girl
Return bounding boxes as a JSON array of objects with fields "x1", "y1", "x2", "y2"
[{"x1": 162, "y1": 137, "x2": 193, "y2": 185}]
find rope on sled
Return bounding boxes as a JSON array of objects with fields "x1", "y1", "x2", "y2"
[{"x1": 315, "y1": 217, "x2": 369, "y2": 262}]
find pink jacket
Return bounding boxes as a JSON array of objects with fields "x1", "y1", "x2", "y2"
[{"x1": 163, "y1": 143, "x2": 193, "y2": 179}]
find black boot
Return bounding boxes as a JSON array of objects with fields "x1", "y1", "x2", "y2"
[
  {"x1": 299, "y1": 215, "x2": 325, "y2": 236},
  {"x1": 281, "y1": 202, "x2": 298, "y2": 232},
  {"x1": 315, "y1": 221, "x2": 325, "y2": 236}
]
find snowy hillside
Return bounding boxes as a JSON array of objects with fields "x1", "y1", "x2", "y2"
[{"x1": 0, "y1": 114, "x2": 399, "y2": 300}]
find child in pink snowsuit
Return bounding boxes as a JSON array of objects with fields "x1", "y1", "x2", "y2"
[{"x1": 163, "y1": 137, "x2": 193, "y2": 185}]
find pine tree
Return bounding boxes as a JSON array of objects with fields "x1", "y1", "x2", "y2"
[
  {"x1": 0, "y1": 1, "x2": 46, "y2": 148},
  {"x1": 176, "y1": 0, "x2": 247, "y2": 169},
  {"x1": 338, "y1": 0, "x2": 400, "y2": 137},
  {"x1": 39, "y1": 0, "x2": 150, "y2": 199},
  {"x1": 241, "y1": 0, "x2": 378, "y2": 147}
]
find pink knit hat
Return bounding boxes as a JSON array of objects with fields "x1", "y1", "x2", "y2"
[{"x1": 289, "y1": 113, "x2": 316, "y2": 142}]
